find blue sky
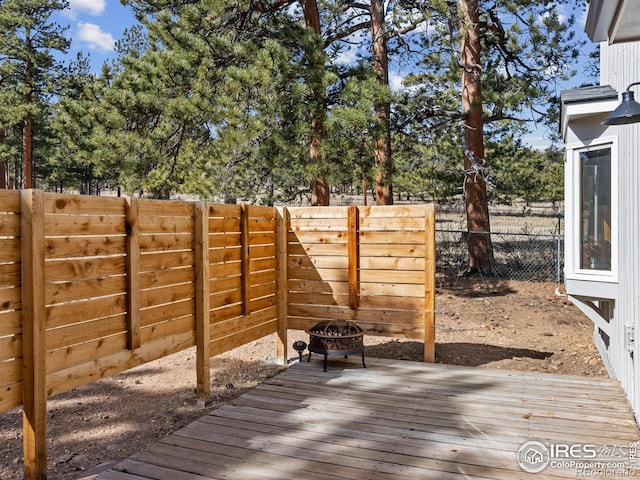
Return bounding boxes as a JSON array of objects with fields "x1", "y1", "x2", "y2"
[
  {"x1": 54, "y1": 0, "x2": 136, "y2": 69},
  {"x1": 54, "y1": 1, "x2": 595, "y2": 150}
]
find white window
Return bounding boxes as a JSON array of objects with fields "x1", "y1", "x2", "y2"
[
  {"x1": 579, "y1": 147, "x2": 612, "y2": 271},
  {"x1": 565, "y1": 138, "x2": 618, "y2": 282}
]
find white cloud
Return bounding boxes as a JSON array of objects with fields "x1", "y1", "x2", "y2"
[
  {"x1": 77, "y1": 22, "x2": 115, "y2": 53},
  {"x1": 389, "y1": 71, "x2": 405, "y2": 91},
  {"x1": 68, "y1": 0, "x2": 107, "y2": 17},
  {"x1": 336, "y1": 44, "x2": 360, "y2": 65},
  {"x1": 523, "y1": 135, "x2": 551, "y2": 151}
]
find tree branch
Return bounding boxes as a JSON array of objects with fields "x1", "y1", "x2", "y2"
[{"x1": 324, "y1": 21, "x2": 371, "y2": 47}]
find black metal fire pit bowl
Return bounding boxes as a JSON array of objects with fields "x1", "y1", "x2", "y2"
[{"x1": 306, "y1": 320, "x2": 366, "y2": 372}]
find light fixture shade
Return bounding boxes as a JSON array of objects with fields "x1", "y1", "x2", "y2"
[{"x1": 602, "y1": 90, "x2": 640, "y2": 125}]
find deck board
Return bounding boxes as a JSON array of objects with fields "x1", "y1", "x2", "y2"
[{"x1": 97, "y1": 358, "x2": 640, "y2": 480}]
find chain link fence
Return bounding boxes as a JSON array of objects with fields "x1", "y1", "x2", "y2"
[{"x1": 436, "y1": 203, "x2": 564, "y2": 283}]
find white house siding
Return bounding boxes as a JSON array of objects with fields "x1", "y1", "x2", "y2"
[{"x1": 600, "y1": 41, "x2": 640, "y2": 417}]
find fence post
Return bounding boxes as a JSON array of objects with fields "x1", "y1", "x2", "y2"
[
  {"x1": 195, "y1": 202, "x2": 211, "y2": 406},
  {"x1": 348, "y1": 206, "x2": 360, "y2": 309},
  {"x1": 424, "y1": 204, "x2": 436, "y2": 363},
  {"x1": 21, "y1": 189, "x2": 47, "y2": 479},
  {"x1": 240, "y1": 205, "x2": 250, "y2": 315},
  {"x1": 125, "y1": 198, "x2": 141, "y2": 350},
  {"x1": 276, "y1": 207, "x2": 288, "y2": 364}
]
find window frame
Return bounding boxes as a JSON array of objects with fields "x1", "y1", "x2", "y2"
[{"x1": 565, "y1": 136, "x2": 618, "y2": 283}]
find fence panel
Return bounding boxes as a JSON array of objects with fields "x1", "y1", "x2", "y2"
[
  {"x1": 208, "y1": 205, "x2": 279, "y2": 356},
  {"x1": 44, "y1": 194, "x2": 128, "y2": 378},
  {"x1": 358, "y1": 206, "x2": 429, "y2": 338},
  {"x1": 138, "y1": 199, "x2": 196, "y2": 346},
  {"x1": 287, "y1": 205, "x2": 435, "y2": 348},
  {"x1": 0, "y1": 190, "x2": 22, "y2": 412}
]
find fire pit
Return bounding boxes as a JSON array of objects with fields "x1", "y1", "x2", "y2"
[{"x1": 306, "y1": 320, "x2": 366, "y2": 372}]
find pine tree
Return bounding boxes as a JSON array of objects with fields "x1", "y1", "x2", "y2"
[
  {"x1": 0, "y1": 0, "x2": 70, "y2": 188},
  {"x1": 399, "y1": 0, "x2": 582, "y2": 272}
]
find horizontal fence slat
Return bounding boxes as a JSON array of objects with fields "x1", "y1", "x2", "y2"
[
  {"x1": 0, "y1": 238, "x2": 20, "y2": 262},
  {"x1": 0, "y1": 334, "x2": 21, "y2": 362},
  {"x1": 359, "y1": 204, "x2": 426, "y2": 218},
  {"x1": 137, "y1": 199, "x2": 194, "y2": 218},
  {"x1": 0, "y1": 359, "x2": 22, "y2": 387},
  {"x1": 0, "y1": 263, "x2": 21, "y2": 288},
  {"x1": 0, "y1": 213, "x2": 21, "y2": 236},
  {"x1": 360, "y1": 269, "x2": 425, "y2": 284},
  {"x1": 210, "y1": 289, "x2": 242, "y2": 310},
  {"x1": 139, "y1": 267, "x2": 194, "y2": 289},
  {"x1": 46, "y1": 334, "x2": 127, "y2": 374},
  {"x1": 138, "y1": 215, "x2": 194, "y2": 234},
  {"x1": 210, "y1": 319, "x2": 278, "y2": 357},
  {"x1": 361, "y1": 282, "x2": 425, "y2": 298},
  {"x1": 0, "y1": 190, "x2": 21, "y2": 212},
  {"x1": 139, "y1": 251, "x2": 194, "y2": 272},
  {"x1": 46, "y1": 295, "x2": 127, "y2": 329},
  {"x1": 139, "y1": 233, "x2": 194, "y2": 252},
  {"x1": 140, "y1": 282, "x2": 195, "y2": 309},
  {"x1": 209, "y1": 246, "x2": 241, "y2": 264},
  {"x1": 287, "y1": 267, "x2": 349, "y2": 282},
  {"x1": 360, "y1": 243, "x2": 425, "y2": 258},
  {"x1": 46, "y1": 276, "x2": 127, "y2": 305},
  {"x1": 287, "y1": 304, "x2": 423, "y2": 324},
  {"x1": 44, "y1": 193, "x2": 125, "y2": 215},
  {"x1": 359, "y1": 217, "x2": 425, "y2": 231},
  {"x1": 140, "y1": 299, "x2": 195, "y2": 327},
  {"x1": 287, "y1": 243, "x2": 348, "y2": 256},
  {"x1": 45, "y1": 256, "x2": 126, "y2": 282},
  {"x1": 44, "y1": 214, "x2": 126, "y2": 236},
  {"x1": 44, "y1": 235, "x2": 126, "y2": 259},
  {"x1": 46, "y1": 314, "x2": 127, "y2": 351},
  {"x1": 210, "y1": 307, "x2": 278, "y2": 340},
  {"x1": 140, "y1": 315, "x2": 195, "y2": 344},
  {"x1": 0, "y1": 286, "x2": 21, "y2": 312},
  {"x1": 287, "y1": 206, "x2": 349, "y2": 219},
  {"x1": 0, "y1": 310, "x2": 21, "y2": 337},
  {"x1": 209, "y1": 218, "x2": 241, "y2": 234},
  {"x1": 0, "y1": 382, "x2": 23, "y2": 411}
]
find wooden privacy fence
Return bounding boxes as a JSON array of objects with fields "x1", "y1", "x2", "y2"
[
  {"x1": 286, "y1": 206, "x2": 435, "y2": 349},
  {"x1": 0, "y1": 189, "x2": 435, "y2": 479}
]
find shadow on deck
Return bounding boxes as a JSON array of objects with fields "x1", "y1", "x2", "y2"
[{"x1": 94, "y1": 358, "x2": 639, "y2": 480}]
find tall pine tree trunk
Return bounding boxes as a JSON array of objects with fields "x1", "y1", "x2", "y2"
[
  {"x1": 371, "y1": 0, "x2": 393, "y2": 205},
  {"x1": 23, "y1": 112, "x2": 33, "y2": 189},
  {"x1": 23, "y1": 34, "x2": 33, "y2": 189},
  {"x1": 0, "y1": 130, "x2": 7, "y2": 189},
  {"x1": 302, "y1": 0, "x2": 329, "y2": 206},
  {"x1": 459, "y1": 0, "x2": 492, "y2": 272}
]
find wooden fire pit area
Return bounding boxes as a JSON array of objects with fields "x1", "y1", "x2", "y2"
[{"x1": 306, "y1": 320, "x2": 366, "y2": 372}]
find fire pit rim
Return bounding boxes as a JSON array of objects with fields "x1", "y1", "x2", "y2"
[{"x1": 304, "y1": 330, "x2": 363, "y2": 340}]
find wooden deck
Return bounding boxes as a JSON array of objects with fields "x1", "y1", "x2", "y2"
[{"x1": 96, "y1": 357, "x2": 640, "y2": 480}]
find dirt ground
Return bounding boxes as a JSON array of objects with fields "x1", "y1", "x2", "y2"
[{"x1": 0, "y1": 279, "x2": 608, "y2": 480}]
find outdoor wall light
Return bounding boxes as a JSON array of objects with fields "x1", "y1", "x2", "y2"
[{"x1": 602, "y1": 82, "x2": 640, "y2": 125}]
